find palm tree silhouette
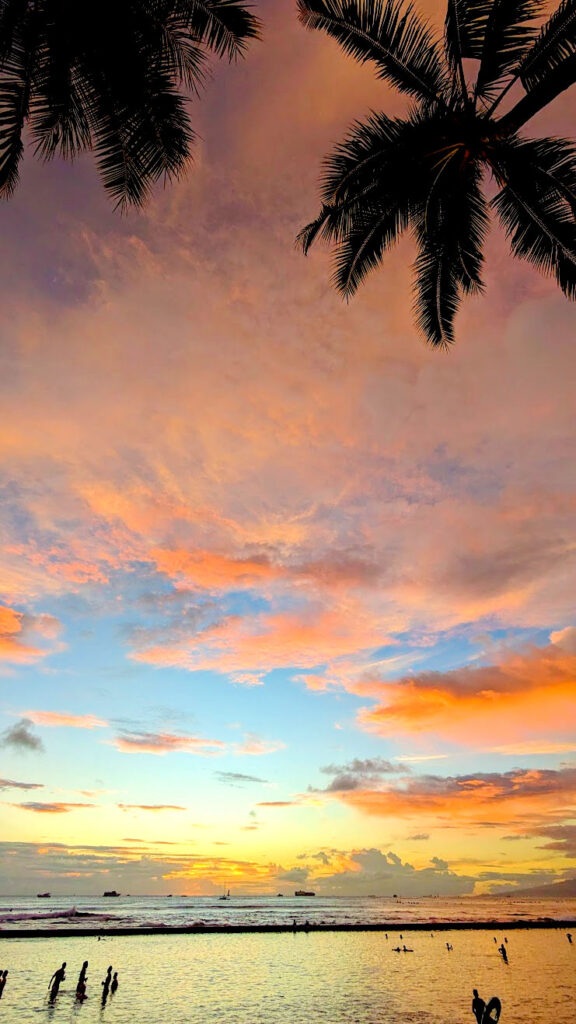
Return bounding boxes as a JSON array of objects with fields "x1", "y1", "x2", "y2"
[
  {"x1": 297, "y1": 0, "x2": 576, "y2": 346},
  {"x1": 0, "y1": 0, "x2": 260, "y2": 208}
]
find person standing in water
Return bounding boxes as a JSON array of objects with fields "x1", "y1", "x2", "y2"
[
  {"x1": 76, "y1": 961, "x2": 88, "y2": 999},
  {"x1": 49, "y1": 962, "x2": 66, "y2": 1001},
  {"x1": 101, "y1": 966, "x2": 113, "y2": 1005},
  {"x1": 472, "y1": 989, "x2": 485, "y2": 1023},
  {"x1": 111, "y1": 972, "x2": 119, "y2": 994},
  {"x1": 0, "y1": 970, "x2": 7, "y2": 998}
]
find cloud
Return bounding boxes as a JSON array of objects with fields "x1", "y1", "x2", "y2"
[
  {"x1": 22, "y1": 710, "x2": 108, "y2": 729},
  {"x1": 117, "y1": 804, "x2": 187, "y2": 812},
  {"x1": 215, "y1": 771, "x2": 269, "y2": 785},
  {"x1": 0, "y1": 605, "x2": 61, "y2": 664},
  {"x1": 234, "y1": 733, "x2": 285, "y2": 756},
  {"x1": 1, "y1": 718, "x2": 44, "y2": 752},
  {"x1": 0, "y1": 778, "x2": 43, "y2": 791},
  {"x1": 12, "y1": 802, "x2": 95, "y2": 813},
  {"x1": 407, "y1": 833, "x2": 429, "y2": 841},
  {"x1": 108, "y1": 730, "x2": 226, "y2": 756},
  {"x1": 316, "y1": 757, "x2": 405, "y2": 792},
  {"x1": 356, "y1": 642, "x2": 576, "y2": 749},
  {"x1": 297, "y1": 847, "x2": 477, "y2": 897},
  {"x1": 326, "y1": 766, "x2": 576, "y2": 835},
  {"x1": 257, "y1": 801, "x2": 299, "y2": 807}
]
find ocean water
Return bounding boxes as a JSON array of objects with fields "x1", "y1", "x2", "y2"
[
  {"x1": 0, "y1": 893, "x2": 574, "y2": 931},
  {"x1": 0, "y1": 927, "x2": 574, "y2": 1023}
]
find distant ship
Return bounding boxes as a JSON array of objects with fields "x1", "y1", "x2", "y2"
[
  {"x1": 37, "y1": 892, "x2": 51, "y2": 898},
  {"x1": 103, "y1": 890, "x2": 121, "y2": 897},
  {"x1": 294, "y1": 890, "x2": 315, "y2": 896}
]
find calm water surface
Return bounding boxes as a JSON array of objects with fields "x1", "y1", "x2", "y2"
[{"x1": 0, "y1": 929, "x2": 574, "y2": 1023}]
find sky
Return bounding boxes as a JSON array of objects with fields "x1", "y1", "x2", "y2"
[{"x1": 1, "y1": 0, "x2": 575, "y2": 897}]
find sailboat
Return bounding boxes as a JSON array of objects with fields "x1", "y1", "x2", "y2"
[{"x1": 218, "y1": 889, "x2": 231, "y2": 901}]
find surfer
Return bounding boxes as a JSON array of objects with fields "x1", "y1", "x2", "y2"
[
  {"x1": 49, "y1": 962, "x2": 66, "y2": 1001},
  {"x1": 483, "y1": 996, "x2": 502, "y2": 1022},
  {"x1": 472, "y1": 989, "x2": 485, "y2": 1023}
]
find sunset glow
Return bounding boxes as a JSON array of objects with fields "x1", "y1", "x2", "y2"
[{"x1": 1, "y1": 0, "x2": 575, "y2": 900}]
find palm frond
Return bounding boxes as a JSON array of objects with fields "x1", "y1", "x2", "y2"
[
  {"x1": 332, "y1": 196, "x2": 414, "y2": 296},
  {"x1": 174, "y1": 0, "x2": 261, "y2": 59},
  {"x1": 496, "y1": 0, "x2": 576, "y2": 126},
  {"x1": 412, "y1": 156, "x2": 488, "y2": 345},
  {"x1": 297, "y1": 0, "x2": 450, "y2": 107},
  {"x1": 412, "y1": 235, "x2": 462, "y2": 347},
  {"x1": 0, "y1": 30, "x2": 33, "y2": 196},
  {"x1": 474, "y1": 0, "x2": 543, "y2": 101},
  {"x1": 491, "y1": 136, "x2": 576, "y2": 298},
  {"x1": 520, "y1": 0, "x2": 576, "y2": 89},
  {"x1": 444, "y1": 0, "x2": 488, "y2": 102}
]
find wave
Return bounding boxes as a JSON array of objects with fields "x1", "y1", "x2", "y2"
[{"x1": 0, "y1": 907, "x2": 120, "y2": 924}]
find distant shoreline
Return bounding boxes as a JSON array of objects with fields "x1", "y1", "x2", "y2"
[{"x1": 0, "y1": 919, "x2": 574, "y2": 938}]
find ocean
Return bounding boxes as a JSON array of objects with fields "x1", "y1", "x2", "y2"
[{"x1": 0, "y1": 896, "x2": 574, "y2": 1022}]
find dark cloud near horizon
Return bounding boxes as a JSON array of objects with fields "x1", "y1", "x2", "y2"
[{"x1": 1, "y1": 718, "x2": 44, "y2": 752}]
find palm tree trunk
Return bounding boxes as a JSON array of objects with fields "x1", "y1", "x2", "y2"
[{"x1": 498, "y1": 58, "x2": 576, "y2": 133}]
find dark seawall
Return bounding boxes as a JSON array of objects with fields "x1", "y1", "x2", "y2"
[{"x1": 0, "y1": 919, "x2": 573, "y2": 939}]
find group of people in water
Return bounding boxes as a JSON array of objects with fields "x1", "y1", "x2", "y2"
[{"x1": 48, "y1": 960, "x2": 119, "y2": 1004}]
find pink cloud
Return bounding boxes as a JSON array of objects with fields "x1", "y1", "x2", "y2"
[
  {"x1": 23, "y1": 711, "x2": 108, "y2": 729},
  {"x1": 108, "y1": 730, "x2": 226, "y2": 756}
]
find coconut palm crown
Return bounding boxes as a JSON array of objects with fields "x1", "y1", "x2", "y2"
[
  {"x1": 297, "y1": 0, "x2": 576, "y2": 346},
  {"x1": 0, "y1": 0, "x2": 260, "y2": 208}
]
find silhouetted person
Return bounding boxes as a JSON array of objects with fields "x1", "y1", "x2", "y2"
[
  {"x1": 567, "y1": 933, "x2": 573, "y2": 944},
  {"x1": 111, "y1": 972, "x2": 118, "y2": 994},
  {"x1": 446, "y1": 942, "x2": 453, "y2": 951},
  {"x1": 76, "y1": 961, "x2": 88, "y2": 998},
  {"x1": 498, "y1": 943, "x2": 508, "y2": 963},
  {"x1": 493, "y1": 936, "x2": 497, "y2": 943},
  {"x1": 292, "y1": 918, "x2": 297, "y2": 930},
  {"x1": 392, "y1": 946, "x2": 401, "y2": 951},
  {"x1": 101, "y1": 967, "x2": 113, "y2": 1006},
  {"x1": 472, "y1": 989, "x2": 485, "y2": 1023},
  {"x1": 402, "y1": 944, "x2": 413, "y2": 952},
  {"x1": 49, "y1": 962, "x2": 66, "y2": 1001},
  {"x1": 0, "y1": 970, "x2": 7, "y2": 998}
]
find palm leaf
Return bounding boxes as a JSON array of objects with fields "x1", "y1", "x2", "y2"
[
  {"x1": 332, "y1": 196, "x2": 414, "y2": 296},
  {"x1": 175, "y1": 0, "x2": 261, "y2": 59},
  {"x1": 496, "y1": 0, "x2": 576, "y2": 126},
  {"x1": 474, "y1": 0, "x2": 543, "y2": 101},
  {"x1": 520, "y1": 0, "x2": 576, "y2": 90},
  {"x1": 491, "y1": 137, "x2": 576, "y2": 298},
  {"x1": 412, "y1": 235, "x2": 462, "y2": 346},
  {"x1": 413, "y1": 157, "x2": 488, "y2": 345},
  {"x1": 444, "y1": 0, "x2": 488, "y2": 102},
  {"x1": 297, "y1": 0, "x2": 450, "y2": 107}
]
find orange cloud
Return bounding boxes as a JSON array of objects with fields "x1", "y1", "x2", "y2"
[
  {"x1": 23, "y1": 711, "x2": 108, "y2": 729},
  {"x1": 152, "y1": 548, "x2": 281, "y2": 590},
  {"x1": 332, "y1": 766, "x2": 576, "y2": 832},
  {"x1": 0, "y1": 605, "x2": 58, "y2": 664},
  {"x1": 356, "y1": 643, "x2": 576, "y2": 748},
  {"x1": 133, "y1": 599, "x2": 392, "y2": 676}
]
